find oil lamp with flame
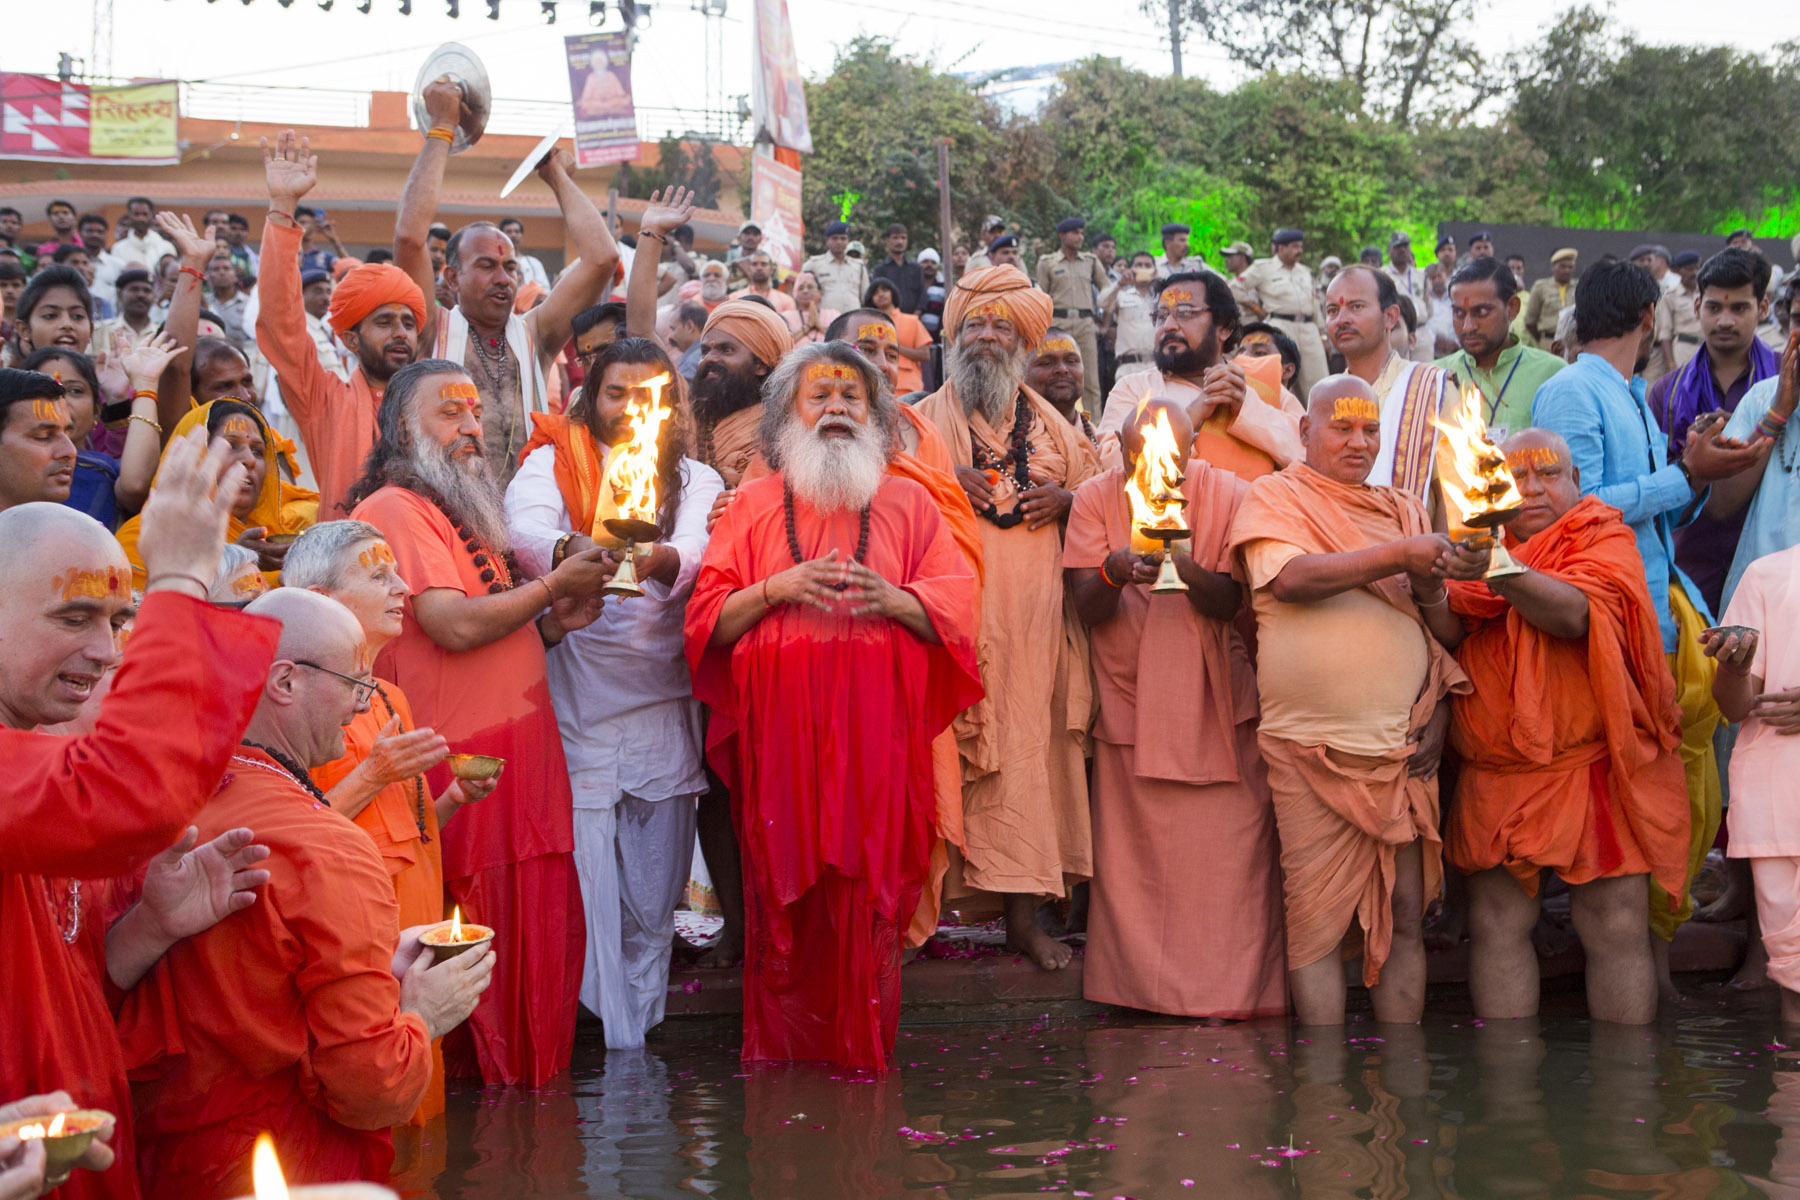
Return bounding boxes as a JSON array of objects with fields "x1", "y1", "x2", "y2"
[
  {"x1": 0, "y1": 1108, "x2": 112, "y2": 1189},
  {"x1": 594, "y1": 373, "x2": 673, "y2": 599},
  {"x1": 1433, "y1": 386, "x2": 1527, "y2": 580},
  {"x1": 1123, "y1": 407, "x2": 1191, "y2": 594},
  {"x1": 419, "y1": 905, "x2": 494, "y2": 963},
  {"x1": 232, "y1": 1131, "x2": 398, "y2": 1199}
]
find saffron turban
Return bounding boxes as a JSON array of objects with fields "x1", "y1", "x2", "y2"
[
  {"x1": 942, "y1": 264, "x2": 1054, "y2": 349},
  {"x1": 703, "y1": 297, "x2": 794, "y2": 369},
  {"x1": 327, "y1": 263, "x2": 426, "y2": 336}
]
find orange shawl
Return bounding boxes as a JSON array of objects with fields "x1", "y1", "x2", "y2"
[
  {"x1": 520, "y1": 412, "x2": 606, "y2": 535},
  {"x1": 1447, "y1": 495, "x2": 1689, "y2": 899}
]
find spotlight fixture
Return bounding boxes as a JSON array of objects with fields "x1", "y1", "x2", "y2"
[
  {"x1": 318, "y1": 0, "x2": 334, "y2": 10},
  {"x1": 485, "y1": 0, "x2": 500, "y2": 17},
  {"x1": 541, "y1": 0, "x2": 555, "y2": 19},
  {"x1": 445, "y1": 0, "x2": 458, "y2": 14},
  {"x1": 588, "y1": 0, "x2": 604, "y2": 21},
  {"x1": 398, "y1": 0, "x2": 411, "y2": 12},
  {"x1": 357, "y1": 0, "x2": 372, "y2": 10}
]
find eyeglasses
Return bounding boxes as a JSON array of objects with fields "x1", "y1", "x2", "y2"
[
  {"x1": 1152, "y1": 305, "x2": 1211, "y2": 323},
  {"x1": 294, "y1": 660, "x2": 378, "y2": 704}
]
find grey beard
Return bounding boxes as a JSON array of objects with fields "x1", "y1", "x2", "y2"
[
  {"x1": 410, "y1": 436, "x2": 511, "y2": 553},
  {"x1": 776, "y1": 416, "x2": 886, "y2": 514},
  {"x1": 948, "y1": 340, "x2": 1028, "y2": 425}
]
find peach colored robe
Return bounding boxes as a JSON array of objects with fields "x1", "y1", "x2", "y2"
[
  {"x1": 1064, "y1": 461, "x2": 1286, "y2": 1017},
  {"x1": 916, "y1": 382, "x2": 1099, "y2": 896},
  {"x1": 1228, "y1": 464, "x2": 1468, "y2": 984}
]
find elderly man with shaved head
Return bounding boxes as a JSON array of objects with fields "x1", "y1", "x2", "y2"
[
  {"x1": 1441, "y1": 429, "x2": 1690, "y2": 1024},
  {"x1": 1, "y1": 433, "x2": 282, "y2": 1200},
  {"x1": 1064, "y1": 398, "x2": 1284, "y2": 1018},
  {"x1": 118, "y1": 588, "x2": 493, "y2": 1200},
  {"x1": 1228, "y1": 375, "x2": 1469, "y2": 1025}
]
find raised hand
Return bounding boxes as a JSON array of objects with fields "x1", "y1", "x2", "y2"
[
  {"x1": 536, "y1": 145, "x2": 576, "y2": 182},
  {"x1": 261, "y1": 130, "x2": 318, "y2": 209},
  {"x1": 120, "y1": 331, "x2": 182, "y2": 393},
  {"x1": 421, "y1": 76, "x2": 467, "y2": 131},
  {"x1": 93, "y1": 327, "x2": 130, "y2": 405},
  {"x1": 137, "y1": 429, "x2": 252, "y2": 594},
  {"x1": 137, "y1": 826, "x2": 272, "y2": 943},
  {"x1": 640, "y1": 186, "x2": 696, "y2": 239},
  {"x1": 154, "y1": 211, "x2": 217, "y2": 265}
]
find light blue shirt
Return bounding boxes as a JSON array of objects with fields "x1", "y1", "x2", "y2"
[
  {"x1": 1720, "y1": 377, "x2": 1796, "y2": 611},
  {"x1": 1532, "y1": 352, "x2": 1709, "y2": 650}
]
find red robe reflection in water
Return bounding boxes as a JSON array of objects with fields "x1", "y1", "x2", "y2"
[{"x1": 685, "y1": 472, "x2": 982, "y2": 1071}]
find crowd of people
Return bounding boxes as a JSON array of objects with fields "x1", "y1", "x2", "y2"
[{"x1": 4, "y1": 90, "x2": 1800, "y2": 1197}]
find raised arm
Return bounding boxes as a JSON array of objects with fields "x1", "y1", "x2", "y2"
[
  {"x1": 113, "y1": 331, "x2": 183, "y2": 511},
  {"x1": 394, "y1": 78, "x2": 464, "y2": 338},
  {"x1": 525, "y1": 147, "x2": 620, "y2": 365},
  {"x1": 626, "y1": 187, "x2": 695, "y2": 349},
  {"x1": 149, "y1": 212, "x2": 220, "y2": 434},
  {"x1": 254, "y1": 132, "x2": 341, "y2": 426}
]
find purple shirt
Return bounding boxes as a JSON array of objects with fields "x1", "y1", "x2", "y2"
[{"x1": 1650, "y1": 355, "x2": 1761, "y2": 614}]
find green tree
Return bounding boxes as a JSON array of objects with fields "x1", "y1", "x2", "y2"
[
  {"x1": 1151, "y1": 0, "x2": 1500, "y2": 124},
  {"x1": 799, "y1": 37, "x2": 1004, "y2": 252},
  {"x1": 1513, "y1": 8, "x2": 1800, "y2": 231}
]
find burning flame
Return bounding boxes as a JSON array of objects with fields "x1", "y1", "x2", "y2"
[
  {"x1": 1123, "y1": 407, "x2": 1187, "y2": 531},
  {"x1": 251, "y1": 1133, "x2": 290, "y2": 1200},
  {"x1": 1431, "y1": 386, "x2": 1522, "y2": 524},
  {"x1": 450, "y1": 906, "x2": 463, "y2": 941},
  {"x1": 18, "y1": 1113, "x2": 68, "y2": 1140},
  {"x1": 599, "y1": 373, "x2": 672, "y2": 525}
]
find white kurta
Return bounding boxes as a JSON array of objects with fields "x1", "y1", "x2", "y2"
[
  {"x1": 505, "y1": 444, "x2": 724, "y2": 1047},
  {"x1": 1366, "y1": 355, "x2": 1449, "y2": 492}
]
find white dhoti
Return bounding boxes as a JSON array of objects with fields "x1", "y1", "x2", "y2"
[{"x1": 573, "y1": 767, "x2": 698, "y2": 1049}]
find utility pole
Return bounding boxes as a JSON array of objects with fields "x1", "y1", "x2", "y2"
[{"x1": 1167, "y1": 0, "x2": 1183, "y2": 78}]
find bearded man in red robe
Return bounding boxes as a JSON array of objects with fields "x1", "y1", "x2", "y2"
[{"x1": 684, "y1": 341, "x2": 982, "y2": 1071}]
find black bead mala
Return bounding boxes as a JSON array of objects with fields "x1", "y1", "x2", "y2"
[
  {"x1": 456, "y1": 521, "x2": 520, "y2": 595},
  {"x1": 374, "y1": 681, "x2": 430, "y2": 842},
  {"x1": 969, "y1": 390, "x2": 1034, "y2": 529},
  {"x1": 241, "y1": 740, "x2": 333, "y2": 807},
  {"x1": 784, "y1": 483, "x2": 870, "y2": 591}
]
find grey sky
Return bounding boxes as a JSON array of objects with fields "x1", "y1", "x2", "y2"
[{"x1": 11, "y1": 0, "x2": 1798, "y2": 141}]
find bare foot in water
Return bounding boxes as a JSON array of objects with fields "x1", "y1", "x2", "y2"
[
  {"x1": 1731, "y1": 937, "x2": 1774, "y2": 991},
  {"x1": 1004, "y1": 894, "x2": 1073, "y2": 970}
]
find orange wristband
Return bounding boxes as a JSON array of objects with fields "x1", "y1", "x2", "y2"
[{"x1": 426, "y1": 126, "x2": 455, "y2": 144}]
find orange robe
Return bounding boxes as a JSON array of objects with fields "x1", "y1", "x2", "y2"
[
  {"x1": 1064, "y1": 461, "x2": 1287, "y2": 1018},
  {"x1": 1447, "y1": 495, "x2": 1690, "y2": 897},
  {"x1": 0, "y1": 594, "x2": 277, "y2": 1200},
  {"x1": 915, "y1": 383, "x2": 1099, "y2": 897},
  {"x1": 118, "y1": 748, "x2": 431, "y2": 1200},
  {"x1": 684, "y1": 474, "x2": 983, "y2": 1069},
  {"x1": 350, "y1": 485, "x2": 582, "y2": 1089},
  {"x1": 309, "y1": 682, "x2": 448, "y2": 1124},
  {"x1": 1228, "y1": 464, "x2": 1468, "y2": 985}
]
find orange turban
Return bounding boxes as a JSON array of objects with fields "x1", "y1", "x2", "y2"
[
  {"x1": 330, "y1": 256, "x2": 363, "y2": 282},
  {"x1": 702, "y1": 297, "x2": 794, "y2": 369},
  {"x1": 327, "y1": 263, "x2": 426, "y2": 336},
  {"x1": 513, "y1": 280, "x2": 546, "y2": 314},
  {"x1": 942, "y1": 264, "x2": 1054, "y2": 349}
]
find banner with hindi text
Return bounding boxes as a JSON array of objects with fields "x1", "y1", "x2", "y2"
[
  {"x1": 1, "y1": 74, "x2": 179, "y2": 164},
  {"x1": 751, "y1": 150, "x2": 805, "y2": 274},
  {"x1": 563, "y1": 32, "x2": 638, "y2": 168}
]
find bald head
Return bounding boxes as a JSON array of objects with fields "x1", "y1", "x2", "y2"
[
  {"x1": 1300, "y1": 374, "x2": 1382, "y2": 486},
  {"x1": 0, "y1": 504, "x2": 132, "y2": 729},
  {"x1": 243, "y1": 588, "x2": 371, "y2": 767},
  {"x1": 1502, "y1": 428, "x2": 1581, "y2": 539}
]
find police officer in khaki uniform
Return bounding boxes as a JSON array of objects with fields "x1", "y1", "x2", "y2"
[
  {"x1": 1222, "y1": 240, "x2": 1256, "y2": 310},
  {"x1": 1238, "y1": 228, "x2": 1329, "y2": 397},
  {"x1": 1522, "y1": 247, "x2": 1578, "y2": 351},
  {"x1": 801, "y1": 220, "x2": 871, "y2": 314},
  {"x1": 1034, "y1": 216, "x2": 1109, "y2": 412}
]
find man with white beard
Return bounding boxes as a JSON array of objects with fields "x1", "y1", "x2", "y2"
[
  {"x1": 684, "y1": 340, "x2": 981, "y2": 1069},
  {"x1": 915, "y1": 265, "x2": 1100, "y2": 972},
  {"x1": 347, "y1": 358, "x2": 616, "y2": 1089}
]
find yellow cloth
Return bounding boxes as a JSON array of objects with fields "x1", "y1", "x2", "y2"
[
  {"x1": 117, "y1": 402, "x2": 319, "y2": 588},
  {"x1": 1650, "y1": 582, "x2": 1723, "y2": 941}
]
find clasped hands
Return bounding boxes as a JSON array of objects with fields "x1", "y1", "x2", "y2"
[{"x1": 764, "y1": 548, "x2": 908, "y2": 619}]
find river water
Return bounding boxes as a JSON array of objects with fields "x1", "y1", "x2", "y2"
[{"x1": 396, "y1": 981, "x2": 1799, "y2": 1198}]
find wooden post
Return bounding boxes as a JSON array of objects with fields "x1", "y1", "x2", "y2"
[
  {"x1": 937, "y1": 139, "x2": 955, "y2": 285},
  {"x1": 606, "y1": 187, "x2": 620, "y2": 235}
]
